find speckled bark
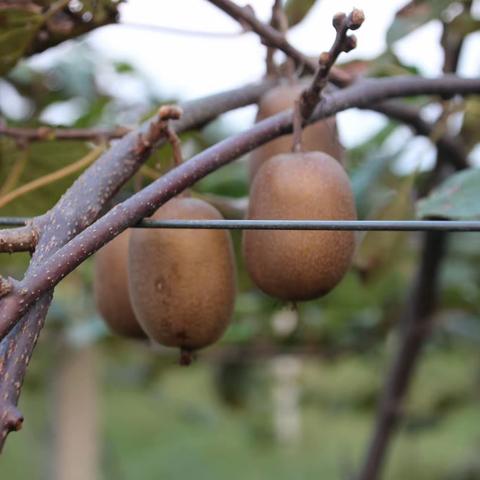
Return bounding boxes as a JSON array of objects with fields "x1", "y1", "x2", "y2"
[{"x1": 0, "y1": 79, "x2": 274, "y2": 449}]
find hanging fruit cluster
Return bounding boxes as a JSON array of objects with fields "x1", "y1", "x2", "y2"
[{"x1": 93, "y1": 7, "x2": 361, "y2": 362}]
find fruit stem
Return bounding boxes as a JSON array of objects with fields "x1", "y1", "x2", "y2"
[
  {"x1": 165, "y1": 125, "x2": 183, "y2": 167},
  {"x1": 179, "y1": 348, "x2": 194, "y2": 366},
  {"x1": 291, "y1": 99, "x2": 304, "y2": 153}
]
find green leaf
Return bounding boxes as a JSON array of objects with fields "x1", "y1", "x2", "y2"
[
  {"x1": 386, "y1": 0, "x2": 452, "y2": 47},
  {"x1": 355, "y1": 172, "x2": 416, "y2": 278},
  {"x1": 0, "y1": 6, "x2": 44, "y2": 74},
  {"x1": 284, "y1": 0, "x2": 318, "y2": 28},
  {"x1": 0, "y1": 1, "x2": 120, "y2": 75},
  {"x1": 416, "y1": 168, "x2": 480, "y2": 220},
  {"x1": 460, "y1": 97, "x2": 480, "y2": 152},
  {"x1": 0, "y1": 137, "x2": 92, "y2": 217}
]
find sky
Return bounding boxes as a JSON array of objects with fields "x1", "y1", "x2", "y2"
[{"x1": 24, "y1": 1, "x2": 480, "y2": 168}]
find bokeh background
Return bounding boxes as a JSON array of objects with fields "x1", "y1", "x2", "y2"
[{"x1": 1, "y1": 1, "x2": 480, "y2": 479}]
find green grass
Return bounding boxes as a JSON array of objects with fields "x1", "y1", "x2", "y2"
[{"x1": 2, "y1": 345, "x2": 479, "y2": 480}]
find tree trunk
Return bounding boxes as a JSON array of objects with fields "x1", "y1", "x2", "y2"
[{"x1": 53, "y1": 345, "x2": 100, "y2": 480}]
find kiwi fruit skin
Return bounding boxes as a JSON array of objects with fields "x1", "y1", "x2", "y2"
[
  {"x1": 248, "y1": 84, "x2": 343, "y2": 182},
  {"x1": 128, "y1": 197, "x2": 236, "y2": 350},
  {"x1": 94, "y1": 230, "x2": 145, "y2": 338},
  {"x1": 243, "y1": 151, "x2": 357, "y2": 301}
]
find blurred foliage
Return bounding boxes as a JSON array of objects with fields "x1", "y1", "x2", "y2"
[
  {"x1": 355, "y1": 170, "x2": 416, "y2": 279},
  {"x1": 0, "y1": 1, "x2": 480, "y2": 479},
  {"x1": 461, "y1": 97, "x2": 480, "y2": 151},
  {"x1": 0, "y1": 5, "x2": 43, "y2": 75},
  {"x1": 385, "y1": 0, "x2": 476, "y2": 47},
  {"x1": 417, "y1": 168, "x2": 480, "y2": 220},
  {"x1": 3, "y1": 343, "x2": 480, "y2": 480},
  {"x1": 0, "y1": 0, "x2": 119, "y2": 75},
  {"x1": 284, "y1": 0, "x2": 317, "y2": 28}
]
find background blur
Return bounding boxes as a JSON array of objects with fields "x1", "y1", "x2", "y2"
[{"x1": 1, "y1": 1, "x2": 480, "y2": 479}]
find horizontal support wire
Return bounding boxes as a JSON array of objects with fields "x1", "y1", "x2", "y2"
[{"x1": 1, "y1": 217, "x2": 480, "y2": 231}]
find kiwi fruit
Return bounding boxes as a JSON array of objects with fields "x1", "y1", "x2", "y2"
[
  {"x1": 128, "y1": 197, "x2": 236, "y2": 353},
  {"x1": 243, "y1": 151, "x2": 356, "y2": 301},
  {"x1": 248, "y1": 83, "x2": 343, "y2": 182},
  {"x1": 94, "y1": 230, "x2": 145, "y2": 338}
]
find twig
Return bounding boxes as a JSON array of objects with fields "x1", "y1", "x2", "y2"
[
  {"x1": 0, "y1": 225, "x2": 38, "y2": 253},
  {"x1": 25, "y1": 2, "x2": 119, "y2": 60},
  {"x1": 208, "y1": 0, "x2": 466, "y2": 164},
  {"x1": 299, "y1": 9, "x2": 364, "y2": 120},
  {"x1": 159, "y1": 106, "x2": 184, "y2": 166},
  {"x1": 265, "y1": 1, "x2": 280, "y2": 77},
  {"x1": 132, "y1": 105, "x2": 182, "y2": 157},
  {"x1": 269, "y1": 0, "x2": 295, "y2": 80},
  {"x1": 0, "y1": 278, "x2": 13, "y2": 298},
  {"x1": 208, "y1": 0, "x2": 351, "y2": 85},
  {"x1": 0, "y1": 145, "x2": 105, "y2": 209},
  {"x1": 292, "y1": 8, "x2": 364, "y2": 151},
  {"x1": 0, "y1": 124, "x2": 131, "y2": 142}
]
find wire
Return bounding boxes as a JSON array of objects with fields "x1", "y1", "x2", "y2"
[
  {"x1": 1, "y1": 217, "x2": 480, "y2": 232},
  {"x1": 118, "y1": 22, "x2": 244, "y2": 38}
]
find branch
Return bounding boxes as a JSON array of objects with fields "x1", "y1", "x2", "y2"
[
  {"x1": 26, "y1": 3, "x2": 119, "y2": 57},
  {"x1": 292, "y1": 8, "x2": 364, "y2": 150},
  {"x1": 356, "y1": 231, "x2": 448, "y2": 480},
  {"x1": 299, "y1": 9, "x2": 364, "y2": 119},
  {"x1": 0, "y1": 294, "x2": 52, "y2": 445},
  {"x1": 0, "y1": 74, "x2": 478, "y2": 449},
  {"x1": 207, "y1": 0, "x2": 352, "y2": 85},
  {"x1": 0, "y1": 124, "x2": 131, "y2": 142},
  {"x1": 0, "y1": 225, "x2": 38, "y2": 253},
  {"x1": 1, "y1": 73, "x2": 479, "y2": 336},
  {"x1": 0, "y1": 78, "x2": 274, "y2": 449},
  {"x1": 356, "y1": 20, "x2": 471, "y2": 480},
  {"x1": 207, "y1": 0, "x2": 468, "y2": 167},
  {"x1": 207, "y1": 0, "x2": 465, "y2": 166}
]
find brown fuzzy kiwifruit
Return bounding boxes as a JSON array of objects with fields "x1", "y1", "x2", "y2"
[
  {"x1": 248, "y1": 83, "x2": 343, "y2": 182},
  {"x1": 128, "y1": 197, "x2": 236, "y2": 354},
  {"x1": 243, "y1": 151, "x2": 357, "y2": 301},
  {"x1": 94, "y1": 230, "x2": 145, "y2": 338}
]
